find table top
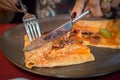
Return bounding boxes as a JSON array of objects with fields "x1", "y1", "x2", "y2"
[{"x1": 0, "y1": 24, "x2": 120, "y2": 80}]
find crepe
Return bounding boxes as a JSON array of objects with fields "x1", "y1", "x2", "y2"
[
  {"x1": 24, "y1": 19, "x2": 120, "y2": 69},
  {"x1": 72, "y1": 19, "x2": 120, "y2": 49},
  {"x1": 24, "y1": 32, "x2": 95, "y2": 68}
]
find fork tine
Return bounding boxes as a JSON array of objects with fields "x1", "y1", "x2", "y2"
[
  {"x1": 34, "y1": 19, "x2": 41, "y2": 37},
  {"x1": 31, "y1": 20, "x2": 38, "y2": 39},
  {"x1": 29, "y1": 19, "x2": 41, "y2": 40},
  {"x1": 28, "y1": 21, "x2": 35, "y2": 40},
  {"x1": 24, "y1": 21, "x2": 32, "y2": 42},
  {"x1": 24, "y1": 18, "x2": 41, "y2": 42}
]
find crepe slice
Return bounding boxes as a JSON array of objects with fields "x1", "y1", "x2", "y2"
[
  {"x1": 24, "y1": 31, "x2": 95, "y2": 68},
  {"x1": 73, "y1": 19, "x2": 120, "y2": 49}
]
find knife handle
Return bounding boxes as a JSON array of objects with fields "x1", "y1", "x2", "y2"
[{"x1": 72, "y1": 10, "x2": 90, "y2": 23}]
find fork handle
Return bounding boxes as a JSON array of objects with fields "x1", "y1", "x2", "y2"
[{"x1": 19, "y1": 0, "x2": 27, "y2": 13}]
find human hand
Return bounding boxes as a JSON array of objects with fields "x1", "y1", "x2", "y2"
[
  {"x1": 0, "y1": 0, "x2": 21, "y2": 12},
  {"x1": 71, "y1": 0, "x2": 120, "y2": 18}
]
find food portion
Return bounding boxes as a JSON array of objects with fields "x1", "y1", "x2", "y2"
[
  {"x1": 23, "y1": 19, "x2": 120, "y2": 69},
  {"x1": 73, "y1": 19, "x2": 120, "y2": 49},
  {"x1": 24, "y1": 31, "x2": 95, "y2": 68}
]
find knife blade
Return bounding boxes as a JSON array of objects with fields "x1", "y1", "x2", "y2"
[{"x1": 25, "y1": 10, "x2": 90, "y2": 51}]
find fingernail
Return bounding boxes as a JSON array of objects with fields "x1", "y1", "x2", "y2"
[
  {"x1": 71, "y1": 12, "x2": 77, "y2": 18},
  {"x1": 15, "y1": 1, "x2": 21, "y2": 9}
]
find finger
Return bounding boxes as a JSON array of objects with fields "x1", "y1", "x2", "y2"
[
  {"x1": 0, "y1": 0, "x2": 20, "y2": 11},
  {"x1": 0, "y1": 3, "x2": 12, "y2": 11},
  {"x1": 111, "y1": 0, "x2": 120, "y2": 8},
  {"x1": 0, "y1": 0, "x2": 15, "y2": 11},
  {"x1": 101, "y1": 0, "x2": 111, "y2": 13},
  {"x1": 88, "y1": 0, "x2": 103, "y2": 17},
  {"x1": 7, "y1": 0, "x2": 20, "y2": 11},
  {"x1": 83, "y1": 3, "x2": 92, "y2": 18},
  {"x1": 71, "y1": 0, "x2": 87, "y2": 18}
]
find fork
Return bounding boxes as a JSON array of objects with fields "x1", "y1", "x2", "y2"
[{"x1": 19, "y1": 0, "x2": 41, "y2": 42}]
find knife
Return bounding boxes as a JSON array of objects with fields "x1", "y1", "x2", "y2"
[{"x1": 25, "y1": 10, "x2": 90, "y2": 51}]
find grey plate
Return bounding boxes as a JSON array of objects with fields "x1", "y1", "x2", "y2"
[{"x1": 0, "y1": 15, "x2": 120, "y2": 78}]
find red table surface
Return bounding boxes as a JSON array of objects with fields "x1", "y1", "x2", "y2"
[{"x1": 0, "y1": 24, "x2": 120, "y2": 80}]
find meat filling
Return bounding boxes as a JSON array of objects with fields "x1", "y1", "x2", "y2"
[{"x1": 81, "y1": 30, "x2": 100, "y2": 44}]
